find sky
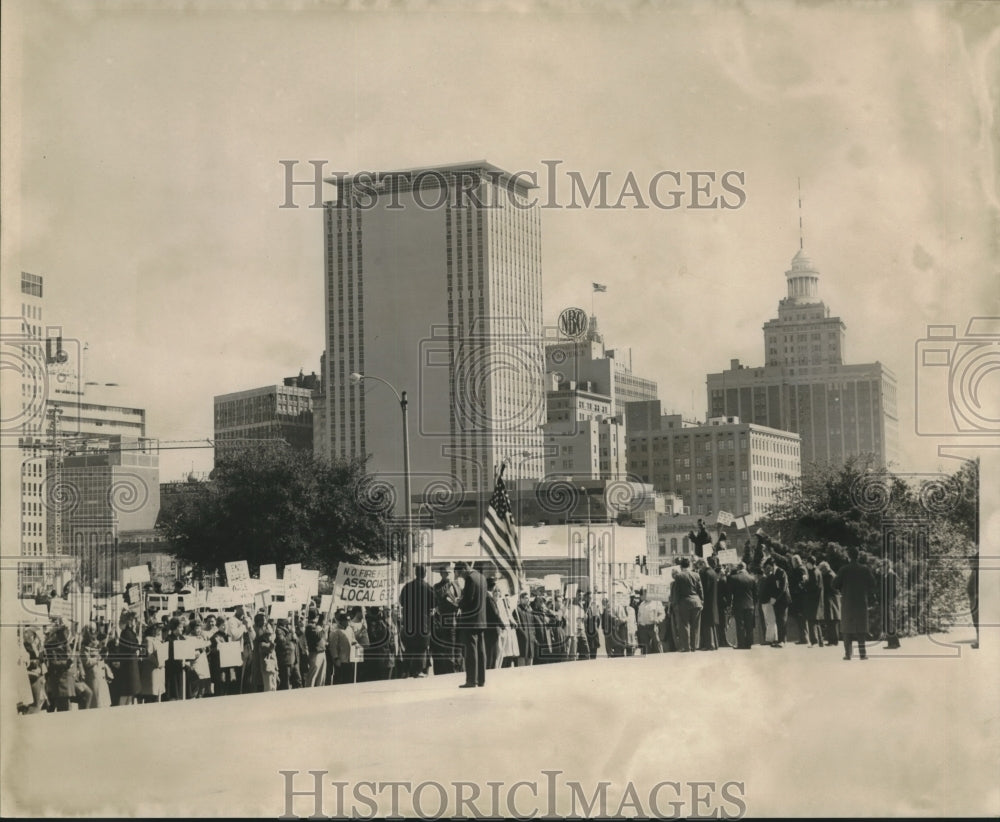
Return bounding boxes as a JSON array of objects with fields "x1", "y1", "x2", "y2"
[{"x1": 3, "y1": 0, "x2": 999, "y2": 482}]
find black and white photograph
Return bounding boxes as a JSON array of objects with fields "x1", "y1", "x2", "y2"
[{"x1": 1, "y1": 0, "x2": 997, "y2": 817}]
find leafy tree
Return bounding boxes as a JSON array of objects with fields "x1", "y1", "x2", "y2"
[
  {"x1": 157, "y1": 443, "x2": 389, "y2": 579},
  {"x1": 760, "y1": 455, "x2": 978, "y2": 636}
]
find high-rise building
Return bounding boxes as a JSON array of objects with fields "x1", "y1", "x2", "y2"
[
  {"x1": 626, "y1": 400, "x2": 801, "y2": 520},
  {"x1": 214, "y1": 382, "x2": 315, "y2": 455},
  {"x1": 322, "y1": 162, "x2": 546, "y2": 500},
  {"x1": 544, "y1": 315, "x2": 657, "y2": 421},
  {"x1": 706, "y1": 245, "x2": 898, "y2": 468},
  {"x1": 542, "y1": 373, "x2": 626, "y2": 480}
]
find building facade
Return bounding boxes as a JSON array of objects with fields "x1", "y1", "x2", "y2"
[
  {"x1": 214, "y1": 382, "x2": 315, "y2": 455},
  {"x1": 323, "y1": 162, "x2": 546, "y2": 502},
  {"x1": 626, "y1": 401, "x2": 801, "y2": 520},
  {"x1": 542, "y1": 374, "x2": 626, "y2": 480},
  {"x1": 706, "y1": 246, "x2": 898, "y2": 468}
]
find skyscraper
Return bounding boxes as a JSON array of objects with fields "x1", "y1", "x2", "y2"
[
  {"x1": 706, "y1": 244, "x2": 898, "y2": 468},
  {"x1": 322, "y1": 162, "x2": 546, "y2": 502}
]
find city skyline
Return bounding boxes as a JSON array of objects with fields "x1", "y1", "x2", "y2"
[{"x1": 4, "y1": 5, "x2": 996, "y2": 487}]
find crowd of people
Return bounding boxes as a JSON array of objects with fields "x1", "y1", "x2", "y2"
[{"x1": 16, "y1": 527, "x2": 980, "y2": 713}]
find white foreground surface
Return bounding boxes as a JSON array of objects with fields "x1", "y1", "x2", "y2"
[{"x1": 2, "y1": 628, "x2": 997, "y2": 818}]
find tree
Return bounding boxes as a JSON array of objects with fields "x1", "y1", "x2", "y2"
[
  {"x1": 157, "y1": 443, "x2": 389, "y2": 578},
  {"x1": 760, "y1": 455, "x2": 978, "y2": 635}
]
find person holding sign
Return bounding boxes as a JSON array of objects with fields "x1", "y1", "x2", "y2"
[
  {"x1": 455, "y1": 561, "x2": 487, "y2": 688},
  {"x1": 688, "y1": 519, "x2": 714, "y2": 559},
  {"x1": 431, "y1": 564, "x2": 463, "y2": 675}
]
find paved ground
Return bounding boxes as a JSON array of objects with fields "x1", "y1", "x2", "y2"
[{"x1": 3, "y1": 626, "x2": 997, "y2": 818}]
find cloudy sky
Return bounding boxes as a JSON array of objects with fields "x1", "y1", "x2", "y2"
[{"x1": 4, "y1": 0, "x2": 998, "y2": 481}]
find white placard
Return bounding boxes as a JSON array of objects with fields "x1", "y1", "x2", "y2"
[
  {"x1": 716, "y1": 510, "x2": 735, "y2": 526},
  {"x1": 543, "y1": 574, "x2": 562, "y2": 592},
  {"x1": 717, "y1": 548, "x2": 739, "y2": 566},
  {"x1": 333, "y1": 563, "x2": 394, "y2": 607},
  {"x1": 259, "y1": 564, "x2": 277, "y2": 583},
  {"x1": 123, "y1": 564, "x2": 150, "y2": 585}
]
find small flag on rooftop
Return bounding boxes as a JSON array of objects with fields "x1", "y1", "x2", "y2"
[{"x1": 592, "y1": 282, "x2": 608, "y2": 292}]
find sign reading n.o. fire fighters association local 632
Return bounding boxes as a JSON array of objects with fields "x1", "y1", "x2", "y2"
[{"x1": 558, "y1": 306, "x2": 588, "y2": 340}]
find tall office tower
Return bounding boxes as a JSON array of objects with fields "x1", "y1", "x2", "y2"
[
  {"x1": 323, "y1": 163, "x2": 545, "y2": 501},
  {"x1": 4, "y1": 273, "x2": 49, "y2": 593},
  {"x1": 706, "y1": 244, "x2": 898, "y2": 468}
]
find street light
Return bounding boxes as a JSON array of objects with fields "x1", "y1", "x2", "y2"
[{"x1": 350, "y1": 372, "x2": 412, "y2": 579}]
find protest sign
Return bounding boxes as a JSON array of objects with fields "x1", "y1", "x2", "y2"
[
  {"x1": 717, "y1": 548, "x2": 739, "y2": 566},
  {"x1": 645, "y1": 578, "x2": 672, "y2": 601},
  {"x1": 320, "y1": 595, "x2": 333, "y2": 615},
  {"x1": 543, "y1": 574, "x2": 561, "y2": 592},
  {"x1": 225, "y1": 560, "x2": 253, "y2": 604},
  {"x1": 564, "y1": 582, "x2": 578, "y2": 601},
  {"x1": 216, "y1": 640, "x2": 243, "y2": 669},
  {"x1": 259, "y1": 564, "x2": 277, "y2": 583},
  {"x1": 301, "y1": 569, "x2": 320, "y2": 598},
  {"x1": 333, "y1": 563, "x2": 394, "y2": 606},
  {"x1": 123, "y1": 564, "x2": 150, "y2": 586},
  {"x1": 716, "y1": 510, "x2": 735, "y2": 527}
]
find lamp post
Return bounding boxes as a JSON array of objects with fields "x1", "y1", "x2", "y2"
[{"x1": 350, "y1": 372, "x2": 412, "y2": 580}]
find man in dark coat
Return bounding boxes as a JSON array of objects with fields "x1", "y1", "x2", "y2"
[
  {"x1": 670, "y1": 557, "x2": 704, "y2": 652},
  {"x1": 455, "y1": 561, "x2": 487, "y2": 687},
  {"x1": 727, "y1": 563, "x2": 757, "y2": 649},
  {"x1": 688, "y1": 519, "x2": 714, "y2": 559},
  {"x1": 716, "y1": 559, "x2": 733, "y2": 648},
  {"x1": 762, "y1": 558, "x2": 791, "y2": 647},
  {"x1": 399, "y1": 564, "x2": 435, "y2": 677},
  {"x1": 833, "y1": 547, "x2": 877, "y2": 660},
  {"x1": 274, "y1": 618, "x2": 299, "y2": 690},
  {"x1": 513, "y1": 591, "x2": 536, "y2": 666},
  {"x1": 697, "y1": 559, "x2": 719, "y2": 651},
  {"x1": 431, "y1": 564, "x2": 463, "y2": 675}
]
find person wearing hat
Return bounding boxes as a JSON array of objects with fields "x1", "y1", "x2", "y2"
[
  {"x1": 431, "y1": 563, "x2": 463, "y2": 676},
  {"x1": 304, "y1": 609, "x2": 327, "y2": 687},
  {"x1": 454, "y1": 561, "x2": 487, "y2": 687}
]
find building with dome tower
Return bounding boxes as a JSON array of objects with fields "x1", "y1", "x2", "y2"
[{"x1": 705, "y1": 239, "x2": 898, "y2": 470}]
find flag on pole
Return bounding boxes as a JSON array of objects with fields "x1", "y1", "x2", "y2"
[
  {"x1": 478, "y1": 466, "x2": 524, "y2": 593},
  {"x1": 592, "y1": 282, "x2": 607, "y2": 292}
]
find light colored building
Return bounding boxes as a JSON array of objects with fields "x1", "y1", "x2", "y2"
[
  {"x1": 214, "y1": 382, "x2": 314, "y2": 454},
  {"x1": 542, "y1": 374, "x2": 626, "y2": 480},
  {"x1": 706, "y1": 245, "x2": 898, "y2": 468},
  {"x1": 544, "y1": 315, "x2": 657, "y2": 421},
  {"x1": 322, "y1": 162, "x2": 546, "y2": 502},
  {"x1": 626, "y1": 401, "x2": 801, "y2": 520}
]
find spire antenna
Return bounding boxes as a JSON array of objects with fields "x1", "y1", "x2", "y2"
[{"x1": 797, "y1": 177, "x2": 804, "y2": 250}]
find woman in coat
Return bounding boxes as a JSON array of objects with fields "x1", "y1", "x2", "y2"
[
  {"x1": 249, "y1": 613, "x2": 278, "y2": 693},
  {"x1": 82, "y1": 640, "x2": 113, "y2": 708},
  {"x1": 116, "y1": 612, "x2": 143, "y2": 705},
  {"x1": 138, "y1": 622, "x2": 165, "y2": 703},
  {"x1": 530, "y1": 596, "x2": 555, "y2": 663},
  {"x1": 818, "y1": 561, "x2": 841, "y2": 646}
]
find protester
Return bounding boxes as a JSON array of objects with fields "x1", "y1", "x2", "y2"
[
  {"x1": 727, "y1": 563, "x2": 757, "y2": 650},
  {"x1": 399, "y1": 564, "x2": 435, "y2": 678},
  {"x1": 484, "y1": 578, "x2": 505, "y2": 669},
  {"x1": 801, "y1": 557, "x2": 826, "y2": 647},
  {"x1": 431, "y1": 564, "x2": 463, "y2": 675},
  {"x1": 304, "y1": 609, "x2": 327, "y2": 687},
  {"x1": 818, "y1": 561, "x2": 841, "y2": 646},
  {"x1": 697, "y1": 558, "x2": 719, "y2": 651},
  {"x1": 833, "y1": 547, "x2": 877, "y2": 661},
  {"x1": 762, "y1": 558, "x2": 791, "y2": 648},
  {"x1": 455, "y1": 560, "x2": 487, "y2": 688},
  {"x1": 671, "y1": 557, "x2": 704, "y2": 652},
  {"x1": 636, "y1": 589, "x2": 665, "y2": 655},
  {"x1": 513, "y1": 591, "x2": 537, "y2": 666}
]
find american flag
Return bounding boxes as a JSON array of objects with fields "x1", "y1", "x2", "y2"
[
  {"x1": 592, "y1": 282, "x2": 607, "y2": 292},
  {"x1": 478, "y1": 468, "x2": 523, "y2": 593}
]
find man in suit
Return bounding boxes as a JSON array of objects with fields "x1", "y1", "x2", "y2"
[
  {"x1": 399, "y1": 564, "x2": 436, "y2": 677},
  {"x1": 484, "y1": 577, "x2": 504, "y2": 669},
  {"x1": 455, "y1": 561, "x2": 487, "y2": 687},
  {"x1": 670, "y1": 557, "x2": 704, "y2": 652},
  {"x1": 431, "y1": 564, "x2": 463, "y2": 675},
  {"x1": 834, "y1": 547, "x2": 877, "y2": 661},
  {"x1": 688, "y1": 519, "x2": 714, "y2": 559},
  {"x1": 697, "y1": 558, "x2": 719, "y2": 651},
  {"x1": 727, "y1": 563, "x2": 757, "y2": 650}
]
